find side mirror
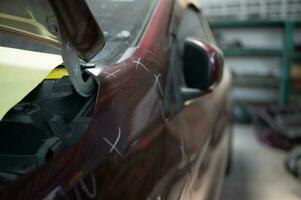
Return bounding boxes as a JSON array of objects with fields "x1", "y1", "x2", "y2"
[{"x1": 183, "y1": 37, "x2": 224, "y2": 91}]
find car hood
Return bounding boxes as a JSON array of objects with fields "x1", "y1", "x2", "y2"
[
  {"x1": 0, "y1": 0, "x2": 105, "y2": 61},
  {"x1": 0, "y1": 0, "x2": 105, "y2": 120}
]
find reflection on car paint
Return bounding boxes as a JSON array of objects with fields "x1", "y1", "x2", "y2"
[{"x1": 0, "y1": 0, "x2": 232, "y2": 199}]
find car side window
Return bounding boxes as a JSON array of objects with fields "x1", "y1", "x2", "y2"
[
  {"x1": 163, "y1": 7, "x2": 216, "y2": 118},
  {"x1": 163, "y1": 8, "x2": 205, "y2": 117},
  {"x1": 177, "y1": 8, "x2": 210, "y2": 51},
  {"x1": 198, "y1": 12, "x2": 217, "y2": 45}
]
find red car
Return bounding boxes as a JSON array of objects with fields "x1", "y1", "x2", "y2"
[{"x1": 0, "y1": 0, "x2": 232, "y2": 199}]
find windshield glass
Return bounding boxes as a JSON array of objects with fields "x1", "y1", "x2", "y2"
[{"x1": 86, "y1": 0, "x2": 157, "y2": 64}]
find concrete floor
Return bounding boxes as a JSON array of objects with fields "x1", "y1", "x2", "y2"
[{"x1": 220, "y1": 125, "x2": 301, "y2": 200}]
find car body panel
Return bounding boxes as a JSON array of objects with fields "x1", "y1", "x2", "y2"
[{"x1": 0, "y1": 0, "x2": 232, "y2": 199}]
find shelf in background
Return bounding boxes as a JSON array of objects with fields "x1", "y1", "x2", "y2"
[
  {"x1": 222, "y1": 49, "x2": 301, "y2": 59},
  {"x1": 294, "y1": 53, "x2": 301, "y2": 61},
  {"x1": 210, "y1": 18, "x2": 300, "y2": 105},
  {"x1": 232, "y1": 86, "x2": 278, "y2": 103},
  {"x1": 209, "y1": 19, "x2": 301, "y2": 28},
  {"x1": 222, "y1": 48, "x2": 282, "y2": 57},
  {"x1": 233, "y1": 76, "x2": 279, "y2": 88}
]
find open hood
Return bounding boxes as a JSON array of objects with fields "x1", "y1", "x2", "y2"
[
  {"x1": 0, "y1": 0, "x2": 105, "y2": 97},
  {"x1": 0, "y1": 0, "x2": 105, "y2": 61}
]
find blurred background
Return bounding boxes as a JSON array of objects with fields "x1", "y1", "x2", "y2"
[{"x1": 199, "y1": 0, "x2": 301, "y2": 199}]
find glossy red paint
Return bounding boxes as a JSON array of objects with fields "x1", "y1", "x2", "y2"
[{"x1": 0, "y1": 0, "x2": 232, "y2": 199}]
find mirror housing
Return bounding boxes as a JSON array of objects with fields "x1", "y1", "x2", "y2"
[{"x1": 183, "y1": 37, "x2": 224, "y2": 91}]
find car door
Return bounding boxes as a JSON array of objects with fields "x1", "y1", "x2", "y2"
[
  {"x1": 0, "y1": 0, "x2": 231, "y2": 199},
  {"x1": 164, "y1": 4, "x2": 232, "y2": 200},
  {"x1": 47, "y1": 1, "x2": 231, "y2": 200},
  {"x1": 48, "y1": 0, "x2": 190, "y2": 199}
]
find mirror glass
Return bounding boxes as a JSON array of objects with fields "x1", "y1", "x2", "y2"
[{"x1": 183, "y1": 37, "x2": 223, "y2": 91}]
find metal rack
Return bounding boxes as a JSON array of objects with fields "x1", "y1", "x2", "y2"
[
  {"x1": 202, "y1": 0, "x2": 301, "y2": 20},
  {"x1": 210, "y1": 19, "x2": 301, "y2": 105}
]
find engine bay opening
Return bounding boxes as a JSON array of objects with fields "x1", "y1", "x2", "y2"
[{"x1": 0, "y1": 71, "x2": 95, "y2": 187}]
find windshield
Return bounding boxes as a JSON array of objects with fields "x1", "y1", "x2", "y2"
[{"x1": 86, "y1": 0, "x2": 157, "y2": 64}]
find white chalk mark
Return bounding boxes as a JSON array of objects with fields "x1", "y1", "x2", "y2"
[
  {"x1": 79, "y1": 174, "x2": 97, "y2": 199},
  {"x1": 66, "y1": 41, "x2": 72, "y2": 54},
  {"x1": 178, "y1": 144, "x2": 186, "y2": 169},
  {"x1": 43, "y1": 186, "x2": 63, "y2": 200},
  {"x1": 154, "y1": 73, "x2": 163, "y2": 96},
  {"x1": 74, "y1": 66, "x2": 80, "y2": 73},
  {"x1": 103, "y1": 127, "x2": 123, "y2": 158},
  {"x1": 108, "y1": 127, "x2": 121, "y2": 154},
  {"x1": 133, "y1": 57, "x2": 150, "y2": 72},
  {"x1": 103, "y1": 137, "x2": 123, "y2": 157},
  {"x1": 103, "y1": 69, "x2": 122, "y2": 79}
]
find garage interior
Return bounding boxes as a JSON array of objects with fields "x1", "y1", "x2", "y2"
[
  {"x1": 0, "y1": 0, "x2": 300, "y2": 199},
  {"x1": 200, "y1": 0, "x2": 301, "y2": 199}
]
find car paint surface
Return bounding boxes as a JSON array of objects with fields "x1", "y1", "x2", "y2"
[{"x1": 0, "y1": 0, "x2": 232, "y2": 199}]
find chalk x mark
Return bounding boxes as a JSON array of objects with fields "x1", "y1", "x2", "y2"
[
  {"x1": 133, "y1": 57, "x2": 150, "y2": 72},
  {"x1": 79, "y1": 174, "x2": 97, "y2": 199},
  {"x1": 103, "y1": 69, "x2": 122, "y2": 79},
  {"x1": 154, "y1": 73, "x2": 163, "y2": 96},
  {"x1": 103, "y1": 127, "x2": 123, "y2": 158}
]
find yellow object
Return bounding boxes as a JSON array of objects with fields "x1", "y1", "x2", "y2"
[
  {"x1": 291, "y1": 64, "x2": 301, "y2": 79},
  {"x1": 0, "y1": 46, "x2": 63, "y2": 120},
  {"x1": 46, "y1": 67, "x2": 68, "y2": 79},
  {"x1": 68, "y1": 171, "x2": 83, "y2": 186}
]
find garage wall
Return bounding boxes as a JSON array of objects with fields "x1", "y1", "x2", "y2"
[
  {"x1": 199, "y1": 0, "x2": 301, "y2": 104},
  {"x1": 199, "y1": 0, "x2": 301, "y2": 20}
]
